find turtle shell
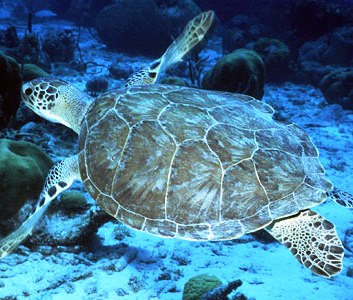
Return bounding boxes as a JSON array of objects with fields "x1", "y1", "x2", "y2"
[{"x1": 78, "y1": 84, "x2": 332, "y2": 241}]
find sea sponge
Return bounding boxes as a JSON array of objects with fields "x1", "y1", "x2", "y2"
[
  {"x1": 0, "y1": 53, "x2": 22, "y2": 128},
  {"x1": 319, "y1": 68, "x2": 353, "y2": 109},
  {"x1": 251, "y1": 37, "x2": 291, "y2": 82},
  {"x1": 202, "y1": 49, "x2": 265, "y2": 99},
  {"x1": 0, "y1": 139, "x2": 52, "y2": 222},
  {"x1": 182, "y1": 274, "x2": 222, "y2": 300}
]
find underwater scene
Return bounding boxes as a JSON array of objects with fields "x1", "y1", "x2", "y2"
[{"x1": 0, "y1": 0, "x2": 353, "y2": 299}]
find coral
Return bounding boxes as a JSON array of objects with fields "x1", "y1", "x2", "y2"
[
  {"x1": 56, "y1": 191, "x2": 87, "y2": 212},
  {"x1": 42, "y1": 29, "x2": 76, "y2": 63},
  {"x1": 290, "y1": 0, "x2": 352, "y2": 41},
  {"x1": 109, "y1": 64, "x2": 133, "y2": 80},
  {"x1": 18, "y1": 33, "x2": 41, "y2": 65},
  {"x1": 222, "y1": 15, "x2": 267, "y2": 53},
  {"x1": 21, "y1": 64, "x2": 49, "y2": 81},
  {"x1": 51, "y1": 0, "x2": 111, "y2": 26},
  {"x1": 202, "y1": 49, "x2": 265, "y2": 99},
  {"x1": 0, "y1": 53, "x2": 22, "y2": 129},
  {"x1": 0, "y1": 139, "x2": 52, "y2": 224},
  {"x1": 299, "y1": 26, "x2": 353, "y2": 67},
  {"x1": 297, "y1": 26, "x2": 353, "y2": 86},
  {"x1": 95, "y1": 0, "x2": 200, "y2": 56},
  {"x1": 200, "y1": 279, "x2": 243, "y2": 300},
  {"x1": 161, "y1": 76, "x2": 187, "y2": 86},
  {"x1": 0, "y1": 26, "x2": 20, "y2": 48},
  {"x1": 182, "y1": 274, "x2": 222, "y2": 300},
  {"x1": 319, "y1": 68, "x2": 353, "y2": 110},
  {"x1": 251, "y1": 37, "x2": 291, "y2": 82}
]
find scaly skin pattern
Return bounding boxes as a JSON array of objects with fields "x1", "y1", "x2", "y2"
[{"x1": 79, "y1": 84, "x2": 332, "y2": 241}]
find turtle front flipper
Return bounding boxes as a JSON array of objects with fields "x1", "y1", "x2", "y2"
[
  {"x1": 125, "y1": 10, "x2": 215, "y2": 87},
  {"x1": 266, "y1": 210, "x2": 344, "y2": 278},
  {"x1": 328, "y1": 188, "x2": 353, "y2": 208},
  {"x1": 0, "y1": 155, "x2": 79, "y2": 259}
]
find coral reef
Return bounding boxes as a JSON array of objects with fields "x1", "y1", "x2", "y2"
[
  {"x1": 319, "y1": 68, "x2": 353, "y2": 110},
  {"x1": 42, "y1": 30, "x2": 76, "y2": 63},
  {"x1": 0, "y1": 54, "x2": 22, "y2": 129},
  {"x1": 182, "y1": 274, "x2": 222, "y2": 300},
  {"x1": 299, "y1": 26, "x2": 353, "y2": 67},
  {"x1": 109, "y1": 64, "x2": 133, "y2": 80},
  {"x1": 21, "y1": 64, "x2": 49, "y2": 81},
  {"x1": 222, "y1": 15, "x2": 267, "y2": 53},
  {"x1": 57, "y1": 191, "x2": 88, "y2": 212},
  {"x1": 202, "y1": 49, "x2": 265, "y2": 99},
  {"x1": 251, "y1": 37, "x2": 291, "y2": 82},
  {"x1": 85, "y1": 77, "x2": 109, "y2": 96},
  {"x1": 201, "y1": 279, "x2": 243, "y2": 300},
  {"x1": 0, "y1": 26, "x2": 20, "y2": 48},
  {"x1": 17, "y1": 33, "x2": 41, "y2": 65},
  {"x1": 51, "y1": 0, "x2": 112, "y2": 26},
  {"x1": 160, "y1": 76, "x2": 187, "y2": 86},
  {"x1": 0, "y1": 139, "x2": 52, "y2": 225},
  {"x1": 28, "y1": 196, "x2": 94, "y2": 247},
  {"x1": 95, "y1": 0, "x2": 200, "y2": 56},
  {"x1": 290, "y1": 0, "x2": 352, "y2": 41}
]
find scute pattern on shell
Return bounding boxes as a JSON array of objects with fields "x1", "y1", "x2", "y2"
[{"x1": 78, "y1": 85, "x2": 332, "y2": 241}]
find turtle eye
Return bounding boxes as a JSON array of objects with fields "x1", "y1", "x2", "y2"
[{"x1": 25, "y1": 88, "x2": 33, "y2": 96}]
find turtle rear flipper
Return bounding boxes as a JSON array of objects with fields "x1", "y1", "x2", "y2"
[
  {"x1": 266, "y1": 210, "x2": 344, "y2": 278},
  {"x1": 125, "y1": 10, "x2": 215, "y2": 87},
  {"x1": 328, "y1": 188, "x2": 353, "y2": 208},
  {"x1": 0, "y1": 155, "x2": 79, "y2": 259}
]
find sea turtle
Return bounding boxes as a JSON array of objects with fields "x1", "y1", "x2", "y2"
[{"x1": 1, "y1": 11, "x2": 352, "y2": 279}]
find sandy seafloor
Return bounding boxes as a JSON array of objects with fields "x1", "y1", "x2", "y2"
[{"x1": 0, "y1": 15, "x2": 353, "y2": 300}]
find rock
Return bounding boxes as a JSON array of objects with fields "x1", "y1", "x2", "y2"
[
  {"x1": 42, "y1": 30, "x2": 76, "y2": 63},
  {"x1": 0, "y1": 139, "x2": 52, "y2": 229},
  {"x1": 55, "y1": 190, "x2": 88, "y2": 212},
  {"x1": 0, "y1": 26, "x2": 20, "y2": 48},
  {"x1": 95, "y1": 0, "x2": 200, "y2": 56},
  {"x1": 222, "y1": 15, "x2": 267, "y2": 53},
  {"x1": 182, "y1": 274, "x2": 222, "y2": 300},
  {"x1": 299, "y1": 27, "x2": 353, "y2": 68},
  {"x1": 28, "y1": 202, "x2": 95, "y2": 247},
  {"x1": 109, "y1": 64, "x2": 133, "y2": 80},
  {"x1": 344, "y1": 227, "x2": 353, "y2": 253},
  {"x1": 202, "y1": 49, "x2": 265, "y2": 99},
  {"x1": 250, "y1": 37, "x2": 291, "y2": 82},
  {"x1": 50, "y1": 0, "x2": 112, "y2": 26},
  {"x1": 17, "y1": 33, "x2": 42, "y2": 65},
  {"x1": 200, "y1": 279, "x2": 243, "y2": 300},
  {"x1": 319, "y1": 68, "x2": 353, "y2": 110},
  {"x1": 85, "y1": 77, "x2": 109, "y2": 96},
  {"x1": 296, "y1": 60, "x2": 335, "y2": 86},
  {"x1": 290, "y1": 0, "x2": 352, "y2": 41},
  {"x1": 0, "y1": 53, "x2": 22, "y2": 129}
]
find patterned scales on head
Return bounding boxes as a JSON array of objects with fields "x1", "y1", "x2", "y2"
[{"x1": 78, "y1": 84, "x2": 331, "y2": 241}]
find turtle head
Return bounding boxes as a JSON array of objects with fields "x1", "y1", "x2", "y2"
[{"x1": 21, "y1": 78, "x2": 93, "y2": 133}]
